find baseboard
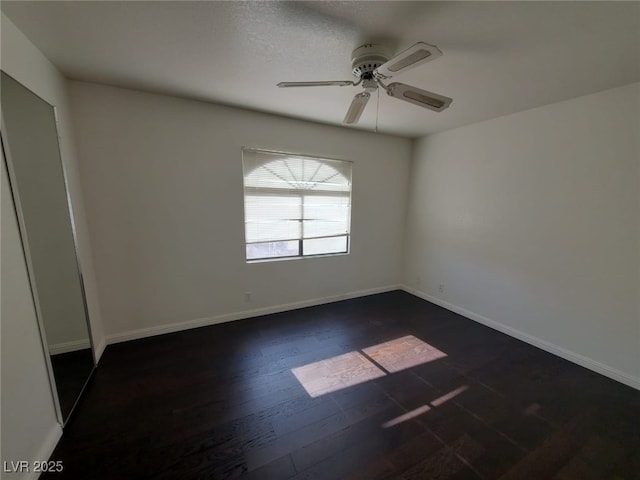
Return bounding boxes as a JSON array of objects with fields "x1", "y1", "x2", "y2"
[
  {"x1": 401, "y1": 285, "x2": 640, "y2": 391},
  {"x1": 93, "y1": 337, "x2": 106, "y2": 364},
  {"x1": 105, "y1": 285, "x2": 401, "y2": 346},
  {"x1": 24, "y1": 422, "x2": 62, "y2": 480},
  {"x1": 48, "y1": 339, "x2": 91, "y2": 356}
]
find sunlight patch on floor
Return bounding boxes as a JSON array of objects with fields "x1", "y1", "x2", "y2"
[
  {"x1": 430, "y1": 385, "x2": 469, "y2": 407},
  {"x1": 291, "y1": 335, "x2": 446, "y2": 398},
  {"x1": 382, "y1": 385, "x2": 469, "y2": 428},
  {"x1": 382, "y1": 405, "x2": 432, "y2": 428},
  {"x1": 363, "y1": 335, "x2": 447, "y2": 373},
  {"x1": 291, "y1": 351, "x2": 386, "y2": 398}
]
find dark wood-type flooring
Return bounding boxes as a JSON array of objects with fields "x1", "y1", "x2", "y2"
[
  {"x1": 50, "y1": 348, "x2": 95, "y2": 420},
  {"x1": 44, "y1": 291, "x2": 640, "y2": 479}
]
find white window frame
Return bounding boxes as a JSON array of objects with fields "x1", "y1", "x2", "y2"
[{"x1": 242, "y1": 148, "x2": 353, "y2": 262}]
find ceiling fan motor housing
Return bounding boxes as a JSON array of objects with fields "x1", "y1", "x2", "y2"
[{"x1": 351, "y1": 44, "x2": 391, "y2": 80}]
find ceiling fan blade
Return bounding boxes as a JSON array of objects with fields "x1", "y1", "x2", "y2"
[
  {"x1": 374, "y1": 42, "x2": 442, "y2": 79},
  {"x1": 385, "y1": 82, "x2": 452, "y2": 112},
  {"x1": 343, "y1": 92, "x2": 370, "y2": 125},
  {"x1": 277, "y1": 80, "x2": 354, "y2": 87}
]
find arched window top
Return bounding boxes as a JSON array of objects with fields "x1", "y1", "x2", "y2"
[{"x1": 243, "y1": 150, "x2": 351, "y2": 193}]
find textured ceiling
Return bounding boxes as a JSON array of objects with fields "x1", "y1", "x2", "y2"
[{"x1": 2, "y1": 1, "x2": 639, "y2": 138}]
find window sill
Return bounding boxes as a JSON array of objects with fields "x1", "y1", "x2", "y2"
[{"x1": 246, "y1": 251, "x2": 350, "y2": 264}]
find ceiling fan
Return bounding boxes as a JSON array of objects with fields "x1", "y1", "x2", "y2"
[{"x1": 277, "y1": 42, "x2": 452, "y2": 125}]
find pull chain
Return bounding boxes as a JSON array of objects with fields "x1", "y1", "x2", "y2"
[{"x1": 375, "y1": 87, "x2": 380, "y2": 133}]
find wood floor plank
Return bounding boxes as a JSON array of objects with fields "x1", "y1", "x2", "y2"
[{"x1": 42, "y1": 291, "x2": 640, "y2": 479}]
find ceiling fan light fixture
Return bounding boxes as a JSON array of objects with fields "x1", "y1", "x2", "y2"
[
  {"x1": 343, "y1": 92, "x2": 370, "y2": 124},
  {"x1": 386, "y1": 82, "x2": 452, "y2": 112}
]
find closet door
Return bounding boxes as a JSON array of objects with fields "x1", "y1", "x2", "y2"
[{"x1": 1, "y1": 71, "x2": 95, "y2": 424}]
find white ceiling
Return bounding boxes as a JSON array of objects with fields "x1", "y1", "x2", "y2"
[{"x1": 2, "y1": 1, "x2": 639, "y2": 138}]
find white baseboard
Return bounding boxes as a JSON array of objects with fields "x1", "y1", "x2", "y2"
[
  {"x1": 105, "y1": 285, "x2": 401, "y2": 346},
  {"x1": 48, "y1": 339, "x2": 91, "y2": 356},
  {"x1": 93, "y1": 337, "x2": 106, "y2": 364},
  {"x1": 23, "y1": 422, "x2": 62, "y2": 480},
  {"x1": 402, "y1": 285, "x2": 640, "y2": 391}
]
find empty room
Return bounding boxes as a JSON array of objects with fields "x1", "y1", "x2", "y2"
[{"x1": 1, "y1": 1, "x2": 638, "y2": 479}]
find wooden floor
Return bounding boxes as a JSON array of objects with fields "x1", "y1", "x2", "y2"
[
  {"x1": 44, "y1": 291, "x2": 640, "y2": 479},
  {"x1": 50, "y1": 348, "x2": 94, "y2": 420}
]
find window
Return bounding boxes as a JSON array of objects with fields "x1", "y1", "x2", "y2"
[{"x1": 242, "y1": 148, "x2": 352, "y2": 261}]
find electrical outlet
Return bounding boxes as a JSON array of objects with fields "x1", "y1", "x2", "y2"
[
  {"x1": 438, "y1": 284, "x2": 444, "y2": 294},
  {"x1": 416, "y1": 275, "x2": 421, "y2": 286},
  {"x1": 245, "y1": 291, "x2": 252, "y2": 302}
]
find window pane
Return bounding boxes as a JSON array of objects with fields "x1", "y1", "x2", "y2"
[
  {"x1": 303, "y1": 195, "x2": 350, "y2": 221},
  {"x1": 246, "y1": 240, "x2": 299, "y2": 260},
  {"x1": 303, "y1": 220, "x2": 349, "y2": 238},
  {"x1": 303, "y1": 236, "x2": 348, "y2": 256},
  {"x1": 303, "y1": 195, "x2": 350, "y2": 238},
  {"x1": 245, "y1": 195, "x2": 301, "y2": 221},
  {"x1": 246, "y1": 220, "x2": 301, "y2": 243}
]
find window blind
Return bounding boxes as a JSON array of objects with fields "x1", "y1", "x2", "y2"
[{"x1": 242, "y1": 149, "x2": 352, "y2": 260}]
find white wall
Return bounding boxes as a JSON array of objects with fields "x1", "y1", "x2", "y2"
[
  {"x1": 0, "y1": 13, "x2": 104, "y2": 477},
  {"x1": 1, "y1": 156, "x2": 62, "y2": 479},
  {"x1": 404, "y1": 82, "x2": 640, "y2": 388},
  {"x1": 68, "y1": 81, "x2": 412, "y2": 341}
]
